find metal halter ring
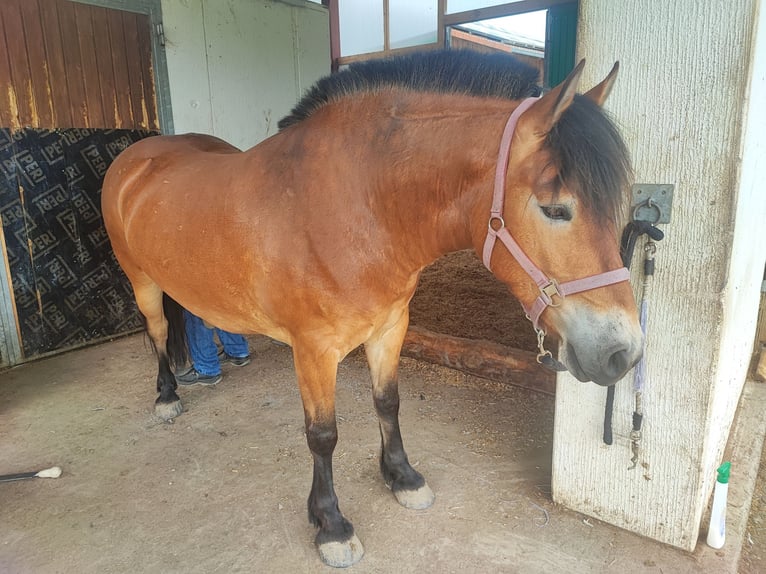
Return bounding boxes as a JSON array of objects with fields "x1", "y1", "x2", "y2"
[
  {"x1": 632, "y1": 197, "x2": 662, "y2": 225},
  {"x1": 488, "y1": 216, "x2": 505, "y2": 232}
]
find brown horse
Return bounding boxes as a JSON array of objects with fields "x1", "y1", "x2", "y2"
[{"x1": 102, "y1": 50, "x2": 642, "y2": 567}]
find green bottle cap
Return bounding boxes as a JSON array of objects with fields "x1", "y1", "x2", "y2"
[{"x1": 717, "y1": 461, "x2": 731, "y2": 484}]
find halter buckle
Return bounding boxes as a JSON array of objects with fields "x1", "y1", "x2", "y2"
[{"x1": 540, "y1": 280, "x2": 562, "y2": 306}]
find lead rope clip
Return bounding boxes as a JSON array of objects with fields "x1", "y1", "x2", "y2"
[{"x1": 536, "y1": 328, "x2": 567, "y2": 372}]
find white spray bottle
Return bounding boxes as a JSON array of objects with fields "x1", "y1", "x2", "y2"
[{"x1": 706, "y1": 461, "x2": 731, "y2": 549}]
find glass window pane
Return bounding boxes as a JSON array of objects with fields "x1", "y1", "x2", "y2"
[
  {"x1": 458, "y1": 11, "x2": 546, "y2": 46},
  {"x1": 448, "y1": 10, "x2": 546, "y2": 83},
  {"x1": 339, "y1": 0, "x2": 384, "y2": 56},
  {"x1": 389, "y1": 0, "x2": 438, "y2": 49},
  {"x1": 447, "y1": 0, "x2": 525, "y2": 14}
]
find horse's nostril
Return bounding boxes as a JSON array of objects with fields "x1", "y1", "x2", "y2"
[{"x1": 607, "y1": 348, "x2": 630, "y2": 378}]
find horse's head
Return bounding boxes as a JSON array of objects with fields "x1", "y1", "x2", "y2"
[{"x1": 480, "y1": 61, "x2": 643, "y2": 386}]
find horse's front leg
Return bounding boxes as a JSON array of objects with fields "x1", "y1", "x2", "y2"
[
  {"x1": 365, "y1": 310, "x2": 435, "y2": 510},
  {"x1": 293, "y1": 344, "x2": 364, "y2": 568}
]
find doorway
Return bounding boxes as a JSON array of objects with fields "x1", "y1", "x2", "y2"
[{"x1": 0, "y1": 0, "x2": 169, "y2": 365}]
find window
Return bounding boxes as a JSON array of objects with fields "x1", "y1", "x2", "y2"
[{"x1": 329, "y1": 1, "x2": 577, "y2": 87}]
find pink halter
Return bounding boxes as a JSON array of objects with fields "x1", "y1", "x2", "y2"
[{"x1": 481, "y1": 97, "x2": 630, "y2": 332}]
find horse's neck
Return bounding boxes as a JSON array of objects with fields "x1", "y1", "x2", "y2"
[{"x1": 354, "y1": 93, "x2": 512, "y2": 268}]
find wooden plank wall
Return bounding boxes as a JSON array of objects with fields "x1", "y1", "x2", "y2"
[
  {"x1": 449, "y1": 29, "x2": 544, "y2": 84},
  {"x1": 0, "y1": 0, "x2": 158, "y2": 130}
]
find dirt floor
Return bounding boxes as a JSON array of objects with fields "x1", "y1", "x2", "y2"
[
  {"x1": 741, "y1": 446, "x2": 766, "y2": 573},
  {"x1": 0, "y1": 334, "x2": 723, "y2": 573},
  {"x1": 1, "y1": 251, "x2": 764, "y2": 573}
]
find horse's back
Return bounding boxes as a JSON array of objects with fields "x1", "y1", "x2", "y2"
[
  {"x1": 118, "y1": 132, "x2": 240, "y2": 160},
  {"x1": 104, "y1": 133, "x2": 240, "y2": 208}
]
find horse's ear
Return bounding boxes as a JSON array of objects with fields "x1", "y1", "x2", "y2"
[
  {"x1": 521, "y1": 59, "x2": 585, "y2": 137},
  {"x1": 584, "y1": 62, "x2": 619, "y2": 106}
]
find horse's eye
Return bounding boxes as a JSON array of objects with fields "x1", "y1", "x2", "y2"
[{"x1": 541, "y1": 204, "x2": 572, "y2": 221}]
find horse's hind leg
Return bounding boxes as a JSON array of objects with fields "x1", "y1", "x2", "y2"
[
  {"x1": 293, "y1": 344, "x2": 364, "y2": 568},
  {"x1": 133, "y1": 277, "x2": 183, "y2": 420},
  {"x1": 365, "y1": 309, "x2": 435, "y2": 510}
]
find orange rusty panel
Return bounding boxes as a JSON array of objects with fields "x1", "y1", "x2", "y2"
[
  {"x1": 1, "y1": 1, "x2": 36, "y2": 128},
  {"x1": 0, "y1": 0, "x2": 159, "y2": 131},
  {"x1": 137, "y1": 14, "x2": 159, "y2": 131},
  {"x1": 0, "y1": 8, "x2": 20, "y2": 128},
  {"x1": 123, "y1": 13, "x2": 149, "y2": 129},
  {"x1": 107, "y1": 9, "x2": 135, "y2": 129},
  {"x1": 39, "y1": 0, "x2": 73, "y2": 126},
  {"x1": 20, "y1": 1, "x2": 55, "y2": 127},
  {"x1": 91, "y1": 5, "x2": 118, "y2": 128},
  {"x1": 74, "y1": 2, "x2": 106, "y2": 128},
  {"x1": 58, "y1": 0, "x2": 90, "y2": 127}
]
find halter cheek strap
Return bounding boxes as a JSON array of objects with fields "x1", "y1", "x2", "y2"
[{"x1": 482, "y1": 97, "x2": 630, "y2": 332}]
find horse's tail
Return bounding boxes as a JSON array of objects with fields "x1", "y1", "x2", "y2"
[{"x1": 162, "y1": 293, "x2": 189, "y2": 369}]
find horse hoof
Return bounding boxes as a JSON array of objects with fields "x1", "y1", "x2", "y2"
[
  {"x1": 318, "y1": 534, "x2": 365, "y2": 568},
  {"x1": 394, "y1": 483, "x2": 435, "y2": 510},
  {"x1": 155, "y1": 400, "x2": 183, "y2": 421}
]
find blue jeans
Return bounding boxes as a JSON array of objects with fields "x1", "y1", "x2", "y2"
[{"x1": 184, "y1": 310, "x2": 249, "y2": 376}]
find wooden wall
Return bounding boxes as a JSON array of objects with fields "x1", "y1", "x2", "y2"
[
  {"x1": 0, "y1": 0, "x2": 161, "y2": 364},
  {"x1": 0, "y1": 0, "x2": 158, "y2": 130},
  {"x1": 449, "y1": 28, "x2": 544, "y2": 83}
]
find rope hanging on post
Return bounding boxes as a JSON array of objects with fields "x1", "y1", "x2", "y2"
[
  {"x1": 602, "y1": 222, "x2": 664, "y2": 448},
  {"x1": 629, "y1": 240, "x2": 658, "y2": 469}
]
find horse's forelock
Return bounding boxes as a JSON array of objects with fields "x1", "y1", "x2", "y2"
[{"x1": 545, "y1": 95, "x2": 632, "y2": 224}]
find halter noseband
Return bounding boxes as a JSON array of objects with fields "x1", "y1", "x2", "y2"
[{"x1": 481, "y1": 97, "x2": 630, "y2": 337}]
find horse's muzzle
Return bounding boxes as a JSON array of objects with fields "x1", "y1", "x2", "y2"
[{"x1": 564, "y1": 338, "x2": 642, "y2": 386}]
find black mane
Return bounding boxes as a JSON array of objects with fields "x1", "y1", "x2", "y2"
[
  {"x1": 278, "y1": 49, "x2": 542, "y2": 130},
  {"x1": 279, "y1": 50, "x2": 631, "y2": 222}
]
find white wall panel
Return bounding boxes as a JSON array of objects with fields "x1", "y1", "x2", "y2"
[
  {"x1": 161, "y1": 0, "x2": 329, "y2": 149},
  {"x1": 161, "y1": 0, "x2": 214, "y2": 136}
]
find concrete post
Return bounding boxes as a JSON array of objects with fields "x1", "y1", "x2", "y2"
[{"x1": 552, "y1": 0, "x2": 766, "y2": 550}]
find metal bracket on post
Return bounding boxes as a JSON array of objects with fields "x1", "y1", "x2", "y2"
[
  {"x1": 156, "y1": 22, "x2": 165, "y2": 47},
  {"x1": 631, "y1": 184, "x2": 674, "y2": 224}
]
